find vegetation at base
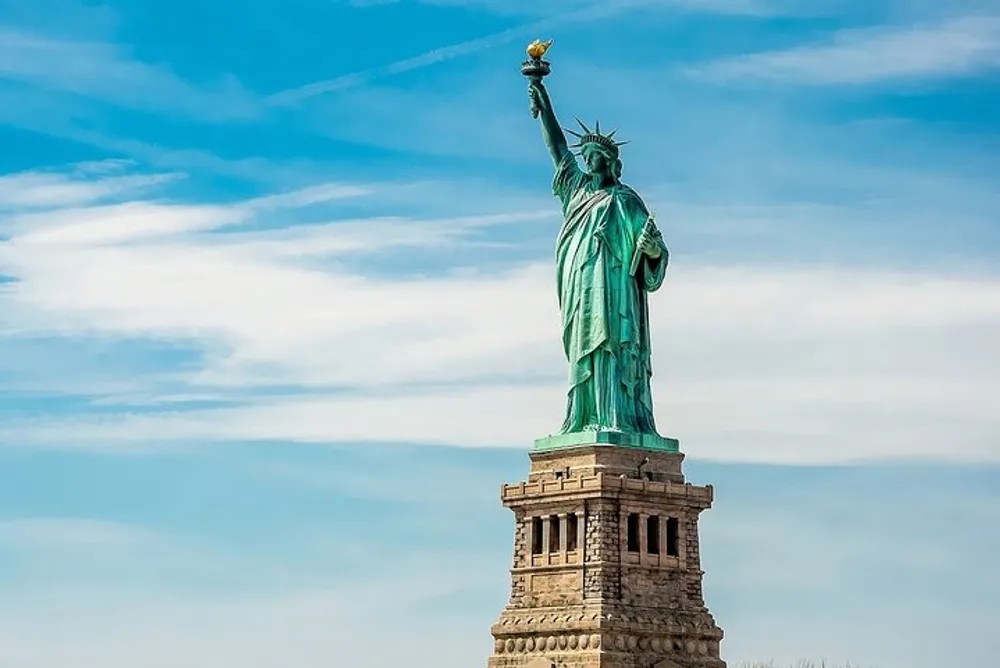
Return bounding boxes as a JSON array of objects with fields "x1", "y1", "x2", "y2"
[{"x1": 739, "y1": 662, "x2": 875, "y2": 668}]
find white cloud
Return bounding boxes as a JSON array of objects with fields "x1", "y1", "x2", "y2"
[
  {"x1": 688, "y1": 15, "x2": 1000, "y2": 85},
  {"x1": 0, "y1": 173, "x2": 377, "y2": 245},
  {"x1": 1, "y1": 164, "x2": 999, "y2": 465},
  {"x1": 6, "y1": 202, "x2": 249, "y2": 244},
  {"x1": 243, "y1": 183, "x2": 375, "y2": 210},
  {"x1": 0, "y1": 162, "x2": 182, "y2": 209},
  {"x1": 215, "y1": 210, "x2": 552, "y2": 258}
]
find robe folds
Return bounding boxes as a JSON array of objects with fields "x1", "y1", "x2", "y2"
[{"x1": 552, "y1": 153, "x2": 667, "y2": 434}]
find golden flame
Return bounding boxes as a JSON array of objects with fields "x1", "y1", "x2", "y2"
[{"x1": 526, "y1": 39, "x2": 553, "y2": 59}]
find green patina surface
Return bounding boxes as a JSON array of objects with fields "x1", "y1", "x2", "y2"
[
  {"x1": 524, "y1": 44, "x2": 676, "y2": 451},
  {"x1": 533, "y1": 430, "x2": 680, "y2": 453}
]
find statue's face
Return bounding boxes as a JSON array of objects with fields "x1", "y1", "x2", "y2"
[{"x1": 583, "y1": 145, "x2": 615, "y2": 179}]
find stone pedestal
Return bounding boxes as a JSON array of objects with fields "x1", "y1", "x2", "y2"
[{"x1": 486, "y1": 438, "x2": 726, "y2": 668}]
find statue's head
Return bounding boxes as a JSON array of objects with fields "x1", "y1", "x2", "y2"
[
  {"x1": 581, "y1": 143, "x2": 622, "y2": 181},
  {"x1": 567, "y1": 119, "x2": 627, "y2": 182}
]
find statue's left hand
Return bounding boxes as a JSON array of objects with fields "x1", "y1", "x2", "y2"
[{"x1": 638, "y1": 231, "x2": 662, "y2": 259}]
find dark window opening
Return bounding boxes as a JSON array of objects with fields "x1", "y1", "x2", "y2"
[
  {"x1": 647, "y1": 515, "x2": 660, "y2": 554},
  {"x1": 626, "y1": 513, "x2": 640, "y2": 552},
  {"x1": 566, "y1": 513, "x2": 579, "y2": 551},
  {"x1": 531, "y1": 517, "x2": 543, "y2": 555},
  {"x1": 666, "y1": 517, "x2": 679, "y2": 556},
  {"x1": 549, "y1": 515, "x2": 561, "y2": 553}
]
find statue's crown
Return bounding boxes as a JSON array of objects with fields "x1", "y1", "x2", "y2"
[{"x1": 567, "y1": 118, "x2": 628, "y2": 157}]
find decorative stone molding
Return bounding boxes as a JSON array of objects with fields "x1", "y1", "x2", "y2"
[{"x1": 502, "y1": 473, "x2": 712, "y2": 506}]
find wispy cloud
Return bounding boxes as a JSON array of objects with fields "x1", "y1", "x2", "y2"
[
  {"x1": 0, "y1": 161, "x2": 182, "y2": 210},
  {"x1": 688, "y1": 15, "x2": 1000, "y2": 85},
  {"x1": 395, "y1": 0, "x2": 811, "y2": 18},
  {"x1": 0, "y1": 505, "x2": 507, "y2": 668},
  {"x1": 243, "y1": 183, "x2": 374, "y2": 210},
  {"x1": 0, "y1": 172, "x2": 375, "y2": 245},
  {"x1": 0, "y1": 165, "x2": 366, "y2": 217},
  {"x1": 0, "y1": 569, "x2": 497, "y2": 668},
  {"x1": 0, "y1": 27, "x2": 259, "y2": 119},
  {"x1": 267, "y1": 0, "x2": 791, "y2": 106},
  {"x1": 266, "y1": 2, "x2": 618, "y2": 105},
  {"x1": 5, "y1": 202, "x2": 249, "y2": 245},
  {"x1": 0, "y1": 516, "x2": 262, "y2": 592},
  {"x1": 0, "y1": 517, "x2": 153, "y2": 549},
  {"x1": 1, "y1": 163, "x2": 998, "y2": 464}
]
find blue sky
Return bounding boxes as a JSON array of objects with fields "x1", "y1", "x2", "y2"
[{"x1": 0, "y1": 0, "x2": 998, "y2": 666}]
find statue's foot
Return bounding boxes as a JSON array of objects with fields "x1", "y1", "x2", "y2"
[{"x1": 583, "y1": 424, "x2": 623, "y2": 433}]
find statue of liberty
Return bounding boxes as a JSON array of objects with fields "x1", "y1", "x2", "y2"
[{"x1": 525, "y1": 51, "x2": 670, "y2": 442}]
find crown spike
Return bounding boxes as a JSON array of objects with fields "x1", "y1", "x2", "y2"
[{"x1": 567, "y1": 120, "x2": 627, "y2": 158}]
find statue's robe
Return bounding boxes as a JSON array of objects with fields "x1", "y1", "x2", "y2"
[{"x1": 552, "y1": 152, "x2": 668, "y2": 434}]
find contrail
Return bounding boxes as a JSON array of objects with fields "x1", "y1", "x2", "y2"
[{"x1": 266, "y1": 1, "x2": 647, "y2": 107}]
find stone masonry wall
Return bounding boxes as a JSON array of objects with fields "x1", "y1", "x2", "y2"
[
  {"x1": 583, "y1": 499, "x2": 621, "y2": 601},
  {"x1": 510, "y1": 510, "x2": 528, "y2": 606},
  {"x1": 683, "y1": 515, "x2": 704, "y2": 607},
  {"x1": 620, "y1": 567, "x2": 683, "y2": 608},
  {"x1": 490, "y1": 446, "x2": 725, "y2": 668},
  {"x1": 683, "y1": 515, "x2": 701, "y2": 571}
]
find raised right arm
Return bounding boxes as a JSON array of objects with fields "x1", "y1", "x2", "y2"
[{"x1": 528, "y1": 80, "x2": 571, "y2": 167}]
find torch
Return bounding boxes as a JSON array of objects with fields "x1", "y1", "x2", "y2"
[{"x1": 521, "y1": 39, "x2": 553, "y2": 118}]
